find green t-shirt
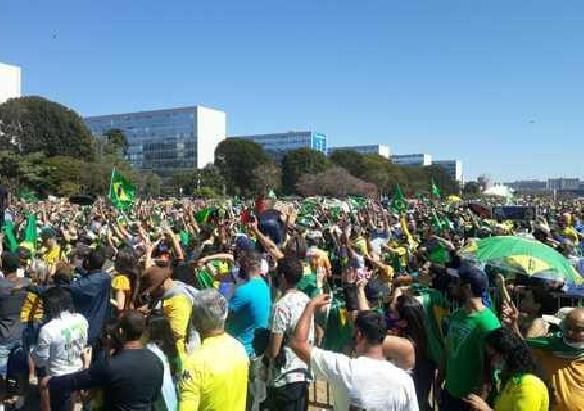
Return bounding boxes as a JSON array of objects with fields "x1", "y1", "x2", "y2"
[{"x1": 444, "y1": 307, "x2": 501, "y2": 398}]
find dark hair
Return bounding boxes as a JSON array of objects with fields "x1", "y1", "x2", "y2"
[
  {"x1": 459, "y1": 265, "x2": 488, "y2": 297},
  {"x1": 277, "y1": 256, "x2": 303, "y2": 286},
  {"x1": 83, "y1": 249, "x2": 105, "y2": 272},
  {"x1": 147, "y1": 312, "x2": 178, "y2": 371},
  {"x1": 100, "y1": 318, "x2": 123, "y2": 357},
  {"x1": 485, "y1": 327, "x2": 552, "y2": 398},
  {"x1": 118, "y1": 311, "x2": 146, "y2": 342},
  {"x1": 238, "y1": 249, "x2": 261, "y2": 279},
  {"x1": 283, "y1": 235, "x2": 307, "y2": 260},
  {"x1": 115, "y1": 247, "x2": 141, "y2": 307},
  {"x1": 43, "y1": 287, "x2": 74, "y2": 319},
  {"x1": 355, "y1": 310, "x2": 387, "y2": 344},
  {"x1": 396, "y1": 295, "x2": 428, "y2": 360},
  {"x1": 1, "y1": 252, "x2": 20, "y2": 274}
]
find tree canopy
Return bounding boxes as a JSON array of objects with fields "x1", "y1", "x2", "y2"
[
  {"x1": 214, "y1": 139, "x2": 271, "y2": 196},
  {"x1": 0, "y1": 96, "x2": 94, "y2": 159},
  {"x1": 281, "y1": 148, "x2": 332, "y2": 194}
]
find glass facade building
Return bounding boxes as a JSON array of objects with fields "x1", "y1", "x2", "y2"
[
  {"x1": 390, "y1": 154, "x2": 433, "y2": 167},
  {"x1": 85, "y1": 106, "x2": 225, "y2": 177},
  {"x1": 434, "y1": 159, "x2": 463, "y2": 182},
  {"x1": 230, "y1": 131, "x2": 328, "y2": 162}
]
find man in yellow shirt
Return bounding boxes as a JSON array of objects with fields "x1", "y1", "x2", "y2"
[{"x1": 179, "y1": 289, "x2": 249, "y2": 411}]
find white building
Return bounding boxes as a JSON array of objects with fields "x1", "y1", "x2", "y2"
[
  {"x1": 434, "y1": 159, "x2": 463, "y2": 182},
  {"x1": 0, "y1": 62, "x2": 21, "y2": 104},
  {"x1": 85, "y1": 105, "x2": 225, "y2": 176},
  {"x1": 328, "y1": 144, "x2": 390, "y2": 159},
  {"x1": 391, "y1": 154, "x2": 432, "y2": 167}
]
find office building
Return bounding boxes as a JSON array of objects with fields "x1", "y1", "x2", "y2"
[
  {"x1": 506, "y1": 180, "x2": 548, "y2": 192},
  {"x1": 548, "y1": 178, "x2": 580, "y2": 191},
  {"x1": 85, "y1": 105, "x2": 225, "y2": 177},
  {"x1": 391, "y1": 154, "x2": 432, "y2": 167},
  {"x1": 0, "y1": 62, "x2": 21, "y2": 104},
  {"x1": 434, "y1": 160, "x2": 463, "y2": 182},
  {"x1": 231, "y1": 131, "x2": 327, "y2": 162},
  {"x1": 328, "y1": 144, "x2": 390, "y2": 159}
]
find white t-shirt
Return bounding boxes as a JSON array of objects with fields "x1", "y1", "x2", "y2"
[
  {"x1": 33, "y1": 311, "x2": 88, "y2": 377},
  {"x1": 310, "y1": 348, "x2": 418, "y2": 411},
  {"x1": 270, "y1": 290, "x2": 314, "y2": 387}
]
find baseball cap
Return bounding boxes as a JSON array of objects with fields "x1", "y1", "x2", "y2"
[{"x1": 41, "y1": 227, "x2": 57, "y2": 239}]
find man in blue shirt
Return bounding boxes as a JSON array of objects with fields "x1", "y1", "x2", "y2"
[
  {"x1": 227, "y1": 249, "x2": 271, "y2": 357},
  {"x1": 227, "y1": 248, "x2": 271, "y2": 411}
]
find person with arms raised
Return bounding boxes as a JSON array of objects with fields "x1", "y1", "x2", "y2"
[{"x1": 290, "y1": 294, "x2": 418, "y2": 411}]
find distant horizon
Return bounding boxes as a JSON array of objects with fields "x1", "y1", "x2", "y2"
[{"x1": 2, "y1": 1, "x2": 583, "y2": 181}]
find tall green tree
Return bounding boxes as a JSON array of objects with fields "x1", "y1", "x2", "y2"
[
  {"x1": 329, "y1": 150, "x2": 365, "y2": 177},
  {"x1": 251, "y1": 162, "x2": 282, "y2": 195},
  {"x1": 103, "y1": 128, "x2": 129, "y2": 155},
  {"x1": 0, "y1": 96, "x2": 94, "y2": 159},
  {"x1": 281, "y1": 148, "x2": 331, "y2": 194},
  {"x1": 215, "y1": 139, "x2": 270, "y2": 196}
]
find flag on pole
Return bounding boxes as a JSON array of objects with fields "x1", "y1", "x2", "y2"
[
  {"x1": 391, "y1": 184, "x2": 407, "y2": 213},
  {"x1": 109, "y1": 169, "x2": 136, "y2": 210},
  {"x1": 23, "y1": 213, "x2": 38, "y2": 248},
  {"x1": 431, "y1": 179, "x2": 442, "y2": 199},
  {"x1": 2, "y1": 221, "x2": 18, "y2": 252}
]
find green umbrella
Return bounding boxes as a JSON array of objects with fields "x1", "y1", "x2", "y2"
[{"x1": 467, "y1": 236, "x2": 581, "y2": 284}]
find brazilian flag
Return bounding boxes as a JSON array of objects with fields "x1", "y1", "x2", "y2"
[{"x1": 109, "y1": 169, "x2": 136, "y2": 210}]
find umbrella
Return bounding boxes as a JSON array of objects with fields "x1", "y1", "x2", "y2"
[{"x1": 466, "y1": 236, "x2": 581, "y2": 283}]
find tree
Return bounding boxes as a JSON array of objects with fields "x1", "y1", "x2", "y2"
[
  {"x1": 103, "y1": 128, "x2": 129, "y2": 155},
  {"x1": 137, "y1": 172, "x2": 162, "y2": 197},
  {"x1": 215, "y1": 139, "x2": 271, "y2": 196},
  {"x1": 199, "y1": 164, "x2": 226, "y2": 195},
  {"x1": 329, "y1": 150, "x2": 365, "y2": 177},
  {"x1": 281, "y1": 148, "x2": 331, "y2": 194},
  {"x1": 359, "y1": 155, "x2": 392, "y2": 193},
  {"x1": 296, "y1": 166, "x2": 377, "y2": 198},
  {"x1": 251, "y1": 162, "x2": 281, "y2": 195},
  {"x1": 193, "y1": 186, "x2": 219, "y2": 199},
  {"x1": 0, "y1": 96, "x2": 94, "y2": 159}
]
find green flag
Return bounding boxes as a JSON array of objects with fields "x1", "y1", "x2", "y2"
[
  {"x1": 195, "y1": 208, "x2": 213, "y2": 224},
  {"x1": 391, "y1": 184, "x2": 407, "y2": 212},
  {"x1": 24, "y1": 213, "x2": 38, "y2": 247},
  {"x1": 109, "y1": 169, "x2": 136, "y2": 210},
  {"x1": 431, "y1": 179, "x2": 442, "y2": 198},
  {"x1": 2, "y1": 221, "x2": 18, "y2": 253}
]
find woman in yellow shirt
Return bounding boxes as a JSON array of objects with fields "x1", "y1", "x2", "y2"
[{"x1": 465, "y1": 327, "x2": 550, "y2": 411}]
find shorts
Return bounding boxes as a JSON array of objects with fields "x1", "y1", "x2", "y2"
[{"x1": 0, "y1": 343, "x2": 14, "y2": 378}]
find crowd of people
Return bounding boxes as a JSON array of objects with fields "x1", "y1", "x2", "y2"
[{"x1": 0, "y1": 193, "x2": 583, "y2": 411}]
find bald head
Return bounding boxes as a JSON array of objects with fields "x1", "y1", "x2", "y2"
[{"x1": 565, "y1": 308, "x2": 584, "y2": 344}]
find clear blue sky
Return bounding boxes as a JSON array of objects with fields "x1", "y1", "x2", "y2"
[{"x1": 1, "y1": 0, "x2": 583, "y2": 181}]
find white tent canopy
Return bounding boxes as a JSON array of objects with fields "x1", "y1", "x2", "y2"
[{"x1": 483, "y1": 185, "x2": 514, "y2": 198}]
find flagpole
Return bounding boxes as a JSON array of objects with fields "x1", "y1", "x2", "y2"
[{"x1": 109, "y1": 167, "x2": 116, "y2": 200}]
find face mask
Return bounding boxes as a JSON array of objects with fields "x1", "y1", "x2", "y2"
[{"x1": 563, "y1": 336, "x2": 584, "y2": 350}]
